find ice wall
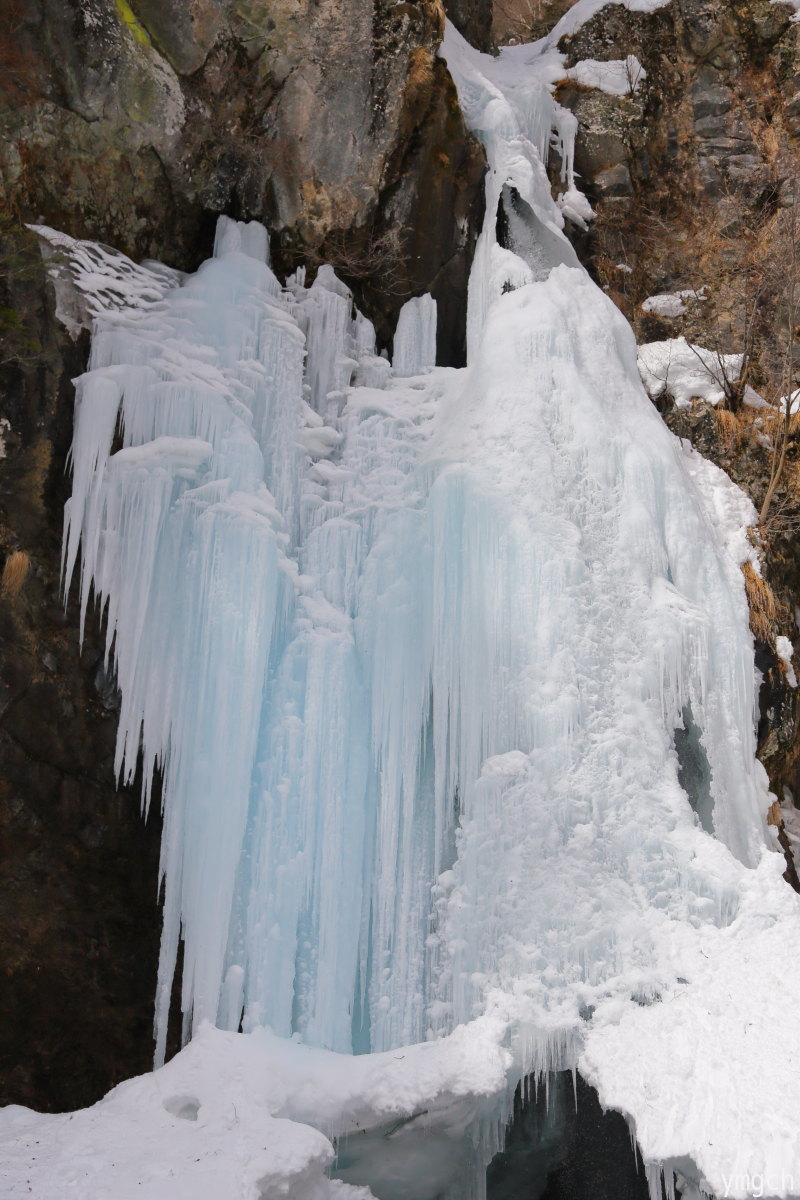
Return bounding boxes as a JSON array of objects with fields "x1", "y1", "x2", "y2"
[{"x1": 36, "y1": 13, "x2": 800, "y2": 1200}]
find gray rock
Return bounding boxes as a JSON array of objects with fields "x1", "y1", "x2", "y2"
[
  {"x1": 694, "y1": 113, "x2": 732, "y2": 137},
  {"x1": 698, "y1": 154, "x2": 724, "y2": 194},
  {"x1": 691, "y1": 69, "x2": 732, "y2": 121},
  {"x1": 594, "y1": 162, "x2": 634, "y2": 198},
  {"x1": 129, "y1": 0, "x2": 224, "y2": 75},
  {"x1": 0, "y1": 0, "x2": 485, "y2": 358}
]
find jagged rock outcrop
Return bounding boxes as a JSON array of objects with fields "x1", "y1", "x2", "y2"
[
  {"x1": 551, "y1": 0, "x2": 797, "y2": 212},
  {"x1": 1, "y1": 0, "x2": 485, "y2": 360}
]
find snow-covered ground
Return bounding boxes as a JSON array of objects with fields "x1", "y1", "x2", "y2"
[
  {"x1": 638, "y1": 336, "x2": 744, "y2": 407},
  {"x1": 5, "y1": 7, "x2": 800, "y2": 1200}
]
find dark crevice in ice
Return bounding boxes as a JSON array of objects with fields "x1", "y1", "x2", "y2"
[{"x1": 487, "y1": 1073, "x2": 650, "y2": 1200}]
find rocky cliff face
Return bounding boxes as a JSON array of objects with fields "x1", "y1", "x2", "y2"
[
  {"x1": 1, "y1": 0, "x2": 485, "y2": 358},
  {"x1": 0, "y1": 222, "x2": 166, "y2": 1110},
  {"x1": 0, "y1": 0, "x2": 487, "y2": 1111}
]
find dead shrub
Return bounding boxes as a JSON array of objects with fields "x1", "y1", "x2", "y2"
[
  {"x1": 742, "y1": 560, "x2": 780, "y2": 643},
  {"x1": 1, "y1": 549, "x2": 29, "y2": 599},
  {"x1": 405, "y1": 48, "x2": 436, "y2": 109},
  {"x1": 713, "y1": 407, "x2": 752, "y2": 450}
]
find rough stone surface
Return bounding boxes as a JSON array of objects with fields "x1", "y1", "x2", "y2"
[
  {"x1": 1, "y1": 0, "x2": 485, "y2": 359},
  {"x1": 488, "y1": 1072, "x2": 650, "y2": 1200},
  {"x1": 0, "y1": 223, "x2": 165, "y2": 1111}
]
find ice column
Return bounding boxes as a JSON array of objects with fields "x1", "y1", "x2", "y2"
[{"x1": 392, "y1": 294, "x2": 438, "y2": 376}]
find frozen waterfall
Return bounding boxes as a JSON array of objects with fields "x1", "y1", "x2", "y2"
[{"x1": 6, "y1": 12, "x2": 800, "y2": 1200}]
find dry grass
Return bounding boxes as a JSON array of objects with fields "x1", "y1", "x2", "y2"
[
  {"x1": 405, "y1": 48, "x2": 436, "y2": 109},
  {"x1": 713, "y1": 407, "x2": 753, "y2": 450},
  {"x1": 758, "y1": 407, "x2": 800, "y2": 440},
  {"x1": 742, "y1": 560, "x2": 780, "y2": 643},
  {"x1": 0, "y1": 549, "x2": 29, "y2": 599}
]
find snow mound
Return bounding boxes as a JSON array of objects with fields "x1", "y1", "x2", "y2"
[
  {"x1": 642, "y1": 288, "x2": 707, "y2": 318},
  {"x1": 638, "y1": 336, "x2": 743, "y2": 407},
  {"x1": 566, "y1": 55, "x2": 645, "y2": 96},
  {"x1": 581, "y1": 854, "x2": 800, "y2": 1200},
  {"x1": 0, "y1": 1018, "x2": 517, "y2": 1200}
]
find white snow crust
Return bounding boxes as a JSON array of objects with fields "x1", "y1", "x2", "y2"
[
  {"x1": 638, "y1": 336, "x2": 744, "y2": 407},
  {"x1": 5, "y1": 8, "x2": 800, "y2": 1200},
  {"x1": 1, "y1": 1019, "x2": 513, "y2": 1200},
  {"x1": 642, "y1": 288, "x2": 706, "y2": 318},
  {"x1": 776, "y1": 635, "x2": 798, "y2": 688},
  {"x1": 566, "y1": 55, "x2": 645, "y2": 95}
]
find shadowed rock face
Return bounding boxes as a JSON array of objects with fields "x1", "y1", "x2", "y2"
[{"x1": 0, "y1": 224, "x2": 165, "y2": 1111}]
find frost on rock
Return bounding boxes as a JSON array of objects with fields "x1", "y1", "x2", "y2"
[
  {"x1": 6, "y1": 10, "x2": 800, "y2": 1200},
  {"x1": 776, "y1": 636, "x2": 798, "y2": 688}
]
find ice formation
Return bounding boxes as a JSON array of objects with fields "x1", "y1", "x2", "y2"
[{"x1": 6, "y1": 11, "x2": 800, "y2": 1200}]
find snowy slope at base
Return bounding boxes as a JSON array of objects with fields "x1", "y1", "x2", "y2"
[
  {"x1": 581, "y1": 853, "x2": 800, "y2": 1200},
  {"x1": 1, "y1": 1019, "x2": 513, "y2": 1200},
  {"x1": 5, "y1": 9, "x2": 800, "y2": 1200}
]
